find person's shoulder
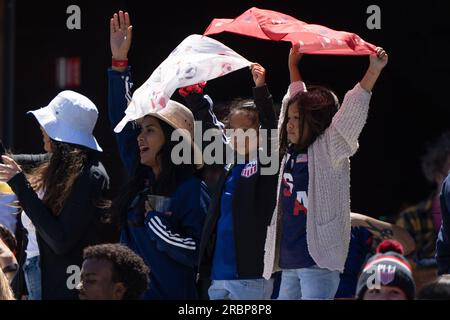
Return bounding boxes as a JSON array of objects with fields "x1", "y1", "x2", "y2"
[{"x1": 87, "y1": 158, "x2": 110, "y2": 189}]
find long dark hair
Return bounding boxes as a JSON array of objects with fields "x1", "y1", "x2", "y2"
[
  {"x1": 111, "y1": 118, "x2": 196, "y2": 226},
  {"x1": 28, "y1": 141, "x2": 91, "y2": 216},
  {"x1": 280, "y1": 85, "x2": 339, "y2": 155}
]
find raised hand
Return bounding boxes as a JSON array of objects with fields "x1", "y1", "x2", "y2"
[
  {"x1": 288, "y1": 42, "x2": 303, "y2": 83},
  {"x1": 110, "y1": 11, "x2": 132, "y2": 61},
  {"x1": 360, "y1": 47, "x2": 389, "y2": 92},
  {"x1": 369, "y1": 47, "x2": 388, "y2": 72},
  {"x1": 251, "y1": 63, "x2": 266, "y2": 87},
  {"x1": 0, "y1": 155, "x2": 22, "y2": 182},
  {"x1": 288, "y1": 42, "x2": 303, "y2": 69}
]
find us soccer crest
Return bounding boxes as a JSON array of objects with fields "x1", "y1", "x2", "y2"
[
  {"x1": 241, "y1": 160, "x2": 258, "y2": 178},
  {"x1": 377, "y1": 264, "x2": 396, "y2": 285}
]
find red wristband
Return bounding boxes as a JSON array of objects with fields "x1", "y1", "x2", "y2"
[{"x1": 112, "y1": 59, "x2": 128, "y2": 68}]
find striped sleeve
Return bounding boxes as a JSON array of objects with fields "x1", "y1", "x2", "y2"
[
  {"x1": 147, "y1": 215, "x2": 197, "y2": 251},
  {"x1": 144, "y1": 211, "x2": 200, "y2": 267}
]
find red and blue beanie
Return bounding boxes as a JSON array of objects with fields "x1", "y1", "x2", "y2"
[{"x1": 356, "y1": 240, "x2": 416, "y2": 300}]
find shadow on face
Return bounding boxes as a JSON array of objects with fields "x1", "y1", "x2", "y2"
[{"x1": 78, "y1": 259, "x2": 126, "y2": 300}]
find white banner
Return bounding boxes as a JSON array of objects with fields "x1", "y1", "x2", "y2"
[{"x1": 114, "y1": 34, "x2": 252, "y2": 133}]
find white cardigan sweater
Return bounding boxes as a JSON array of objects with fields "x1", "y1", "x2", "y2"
[{"x1": 263, "y1": 81, "x2": 372, "y2": 279}]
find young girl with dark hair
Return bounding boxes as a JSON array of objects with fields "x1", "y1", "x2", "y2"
[
  {"x1": 180, "y1": 63, "x2": 278, "y2": 300},
  {"x1": 264, "y1": 43, "x2": 388, "y2": 300}
]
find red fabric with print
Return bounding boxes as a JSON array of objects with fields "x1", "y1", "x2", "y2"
[{"x1": 204, "y1": 7, "x2": 376, "y2": 55}]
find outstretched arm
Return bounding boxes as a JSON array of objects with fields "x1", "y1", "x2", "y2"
[
  {"x1": 351, "y1": 212, "x2": 415, "y2": 255},
  {"x1": 288, "y1": 42, "x2": 303, "y2": 84},
  {"x1": 1, "y1": 156, "x2": 107, "y2": 256},
  {"x1": 108, "y1": 11, "x2": 139, "y2": 176},
  {"x1": 323, "y1": 47, "x2": 389, "y2": 164},
  {"x1": 359, "y1": 47, "x2": 388, "y2": 93},
  {"x1": 282, "y1": 43, "x2": 307, "y2": 107},
  {"x1": 250, "y1": 63, "x2": 276, "y2": 130}
]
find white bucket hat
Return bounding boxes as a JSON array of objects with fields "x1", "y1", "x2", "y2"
[{"x1": 28, "y1": 90, "x2": 102, "y2": 152}]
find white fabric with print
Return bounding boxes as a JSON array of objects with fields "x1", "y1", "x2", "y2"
[{"x1": 114, "y1": 34, "x2": 252, "y2": 132}]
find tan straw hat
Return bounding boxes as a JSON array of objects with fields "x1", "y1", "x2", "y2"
[{"x1": 144, "y1": 100, "x2": 203, "y2": 169}]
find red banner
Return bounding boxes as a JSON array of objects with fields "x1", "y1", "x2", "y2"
[{"x1": 204, "y1": 7, "x2": 377, "y2": 55}]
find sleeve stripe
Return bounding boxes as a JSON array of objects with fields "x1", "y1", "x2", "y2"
[
  {"x1": 124, "y1": 75, "x2": 133, "y2": 106},
  {"x1": 148, "y1": 216, "x2": 196, "y2": 247},
  {"x1": 147, "y1": 221, "x2": 196, "y2": 250},
  {"x1": 152, "y1": 216, "x2": 196, "y2": 244}
]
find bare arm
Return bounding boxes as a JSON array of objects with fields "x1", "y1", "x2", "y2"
[
  {"x1": 351, "y1": 212, "x2": 416, "y2": 255},
  {"x1": 288, "y1": 42, "x2": 303, "y2": 83},
  {"x1": 359, "y1": 47, "x2": 388, "y2": 92}
]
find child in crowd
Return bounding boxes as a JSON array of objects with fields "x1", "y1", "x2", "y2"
[{"x1": 264, "y1": 43, "x2": 388, "y2": 299}]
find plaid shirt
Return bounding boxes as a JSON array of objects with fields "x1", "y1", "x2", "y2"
[{"x1": 396, "y1": 197, "x2": 437, "y2": 267}]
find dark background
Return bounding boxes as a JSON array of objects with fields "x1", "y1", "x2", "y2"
[{"x1": 10, "y1": 0, "x2": 450, "y2": 219}]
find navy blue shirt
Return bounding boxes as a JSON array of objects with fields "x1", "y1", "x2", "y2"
[
  {"x1": 335, "y1": 226, "x2": 373, "y2": 298},
  {"x1": 211, "y1": 163, "x2": 245, "y2": 280},
  {"x1": 279, "y1": 150, "x2": 315, "y2": 269}
]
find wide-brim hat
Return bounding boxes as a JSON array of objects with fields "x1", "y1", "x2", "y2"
[{"x1": 28, "y1": 90, "x2": 102, "y2": 152}]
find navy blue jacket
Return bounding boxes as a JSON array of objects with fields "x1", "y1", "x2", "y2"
[
  {"x1": 108, "y1": 67, "x2": 209, "y2": 299},
  {"x1": 437, "y1": 173, "x2": 450, "y2": 275}
]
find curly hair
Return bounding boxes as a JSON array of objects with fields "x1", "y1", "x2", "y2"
[
  {"x1": 421, "y1": 130, "x2": 450, "y2": 184},
  {"x1": 83, "y1": 243, "x2": 149, "y2": 300},
  {"x1": 280, "y1": 85, "x2": 339, "y2": 155},
  {"x1": 28, "y1": 140, "x2": 90, "y2": 216}
]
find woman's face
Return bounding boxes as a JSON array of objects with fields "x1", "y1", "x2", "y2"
[
  {"x1": 286, "y1": 103, "x2": 309, "y2": 147},
  {"x1": 40, "y1": 126, "x2": 52, "y2": 153},
  {"x1": 137, "y1": 116, "x2": 166, "y2": 170},
  {"x1": 229, "y1": 110, "x2": 259, "y2": 157}
]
